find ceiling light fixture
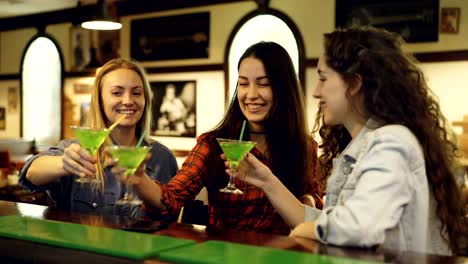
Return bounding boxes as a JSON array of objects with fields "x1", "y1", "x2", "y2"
[{"x1": 81, "y1": 0, "x2": 122, "y2": 30}]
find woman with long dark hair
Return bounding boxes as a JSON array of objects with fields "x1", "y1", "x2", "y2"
[{"x1": 131, "y1": 41, "x2": 323, "y2": 234}]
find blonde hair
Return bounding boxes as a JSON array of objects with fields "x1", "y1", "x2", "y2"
[{"x1": 86, "y1": 58, "x2": 153, "y2": 191}]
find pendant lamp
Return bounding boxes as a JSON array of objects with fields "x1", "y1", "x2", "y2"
[{"x1": 81, "y1": 0, "x2": 122, "y2": 30}]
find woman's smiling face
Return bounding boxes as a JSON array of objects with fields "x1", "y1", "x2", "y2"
[
  {"x1": 313, "y1": 54, "x2": 352, "y2": 126},
  {"x1": 237, "y1": 56, "x2": 273, "y2": 132},
  {"x1": 100, "y1": 68, "x2": 145, "y2": 128}
]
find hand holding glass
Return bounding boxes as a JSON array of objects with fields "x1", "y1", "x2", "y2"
[
  {"x1": 217, "y1": 138, "x2": 256, "y2": 194},
  {"x1": 108, "y1": 145, "x2": 151, "y2": 205},
  {"x1": 71, "y1": 126, "x2": 110, "y2": 183}
]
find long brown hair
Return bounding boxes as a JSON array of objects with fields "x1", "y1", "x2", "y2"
[
  {"x1": 213, "y1": 41, "x2": 317, "y2": 198},
  {"x1": 87, "y1": 58, "x2": 153, "y2": 191},
  {"x1": 313, "y1": 27, "x2": 467, "y2": 254}
]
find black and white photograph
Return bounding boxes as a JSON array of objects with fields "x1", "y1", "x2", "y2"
[{"x1": 151, "y1": 81, "x2": 196, "y2": 137}]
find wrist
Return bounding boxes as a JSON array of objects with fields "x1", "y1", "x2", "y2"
[
  {"x1": 262, "y1": 174, "x2": 280, "y2": 194},
  {"x1": 133, "y1": 173, "x2": 150, "y2": 189},
  {"x1": 58, "y1": 156, "x2": 68, "y2": 175}
]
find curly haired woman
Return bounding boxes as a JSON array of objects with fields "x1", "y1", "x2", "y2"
[{"x1": 231, "y1": 27, "x2": 467, "y2": 255}]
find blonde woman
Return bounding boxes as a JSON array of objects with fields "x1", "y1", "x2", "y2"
[{"x1": 20, "y1": 58, "x2": 178, "y2": 217}]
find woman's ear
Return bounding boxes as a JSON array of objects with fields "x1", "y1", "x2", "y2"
[{"x1": 349, "y1": 74, "x2": 363, "y2": 96}]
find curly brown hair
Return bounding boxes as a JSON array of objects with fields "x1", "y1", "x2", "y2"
[{"x1": 313, "y1": 27, "x2": 467, "y2": 254}]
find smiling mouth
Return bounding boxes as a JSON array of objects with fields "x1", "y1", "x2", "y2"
[
  {"x1": 117, "y1": 109, "x2": 136, "y2": 115},
  {"x1": 246, "y1": 104, "x2": 264, "y2": 112}
]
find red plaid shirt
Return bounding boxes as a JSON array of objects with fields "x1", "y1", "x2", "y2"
[{"x1": 152, "y1": 132, "x2": 322, "y2": 235}]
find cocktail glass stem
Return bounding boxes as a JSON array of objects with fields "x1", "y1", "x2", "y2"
[
  {"x1": 219, "y1": 164, "x2": 243, "y2": 195},
  {"x1": 116, "y1": 172, "x2": 142, "y2": 205}
]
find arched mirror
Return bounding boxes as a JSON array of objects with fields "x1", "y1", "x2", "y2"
[
  {"x1": 225, "y1": 9, "x2": 304, "y2": 103},
  {"x1": 21, "y1": 35, "x2": 63, "y2": 146}
]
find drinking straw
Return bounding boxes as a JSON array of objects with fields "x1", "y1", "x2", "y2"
[
  {"x1": 136, "y1": 130, "x2": 147, "y2": 147},
  {"x1": 239, "y1": 120, "x2": 247, "y2": 142},
  {"x1": 108, "y1": 115, "x2": 126, "y2": 131}
]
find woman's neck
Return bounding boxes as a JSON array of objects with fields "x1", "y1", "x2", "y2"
[
  {"x1": 247, "y1": 123, "x2": 268, "y2": 155},
  {"x1": 110, "y1": 126, "x2": 137, "y2": 146},
  {"x1": 250, "y1": 133, "x2": 268, "y2": 156},
  {"x1": 344, "y1": 113, "x2": 368, "y2": 139},
  {"x1": 248, "y1": 123, "x2": 266, "y2": 134}
]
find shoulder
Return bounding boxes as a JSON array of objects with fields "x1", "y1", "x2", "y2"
[
  {"x1": 149, "y1": 140, "x2": 171, "y2": 153},
  {"x1": 185, "y1": 132, "x2": 222, "y2": 159},
  {"x1": 368, "y1": 124, "x2": 422, "y2": 157},
  {"x1": 42, "y1": 139, "x2": 78, "y2": 153},
  {"x1": 372, "y1": 125, "x2": 419, "y2": 145},
  {"x1": 149, "y1": 141, "x2": 176, "y2": 158},
  {"x1": 196, "y1": 131, "x2": 218, "y2": 146}
]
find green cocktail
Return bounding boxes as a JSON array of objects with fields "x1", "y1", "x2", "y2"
[
  {"x1": 217, "y1": 138, "x2": 256, "y2": 194},
  {"x1": 71, "y1": 126, "x2": 110, "y2": 156},
  {"x1": 108, "y1": 146, "x2": 152, "y2": 205},
  {"x1": 71, "y1": 126, "x2": 111, "y2": 183}
]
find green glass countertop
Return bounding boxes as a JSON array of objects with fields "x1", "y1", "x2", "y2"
[
  {"x1": 159, "y1": 240, "x2": 379, "y2": 264},
  {"x1": 0, "y1": 215, "x2": 195, "y2": 260}
]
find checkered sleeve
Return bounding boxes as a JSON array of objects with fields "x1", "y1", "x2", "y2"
[{"x1": 158, "y1": 138, "x2": 212, "y2": 215}]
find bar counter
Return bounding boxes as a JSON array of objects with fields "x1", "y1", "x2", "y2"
[{"x1": 0, "y1": 200, "x2": 465, "y2": 263}]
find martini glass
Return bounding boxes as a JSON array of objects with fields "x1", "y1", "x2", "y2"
[
  {"x1": 217, "y1": 138, "x2": 256, "y2": 195},
  {"x1": 108, "y1": 145, "x2": 152, "y2": 205},
  {"x1": 71, "y1": 126, "x2": 110, "y2": 183}
]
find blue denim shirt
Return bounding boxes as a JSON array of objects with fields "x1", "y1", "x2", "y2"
[
  {"x1": 19, "y1": 139, "x2": 178, "y2": 218},
  {"x1": 305, "y1": 121, "x2": 451, "y2": 255}
]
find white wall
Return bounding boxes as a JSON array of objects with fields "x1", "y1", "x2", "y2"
[{"x1": 422, "y1": 61, "x2": 468, "y2": 134}]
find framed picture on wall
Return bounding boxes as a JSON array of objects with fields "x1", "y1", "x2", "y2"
[
  {"x1": 70, "y1": 26, "x2": 91, "y2": 71},
  {"x1": 7, "y1": 87, "x2": 18, "y2": 114},
  {"x1": 73, "y1": 83, "x2": 92, "y2": 94},
  {"x1": 0, "y1": 107, "x2": 5, "y2": 130},
  {"x1": 131, "y1": 12, "x2": 209, "y2": 61},
  {"x1": 150, "y1": 80, "x2": 196, "y2": 137},
  {"x1": 335, "y1": 0, "x2": 440, "y2": 42},
  {"x1": 440, "y1": 7, "x2": 460, "y2": 34},
  {"x1": 97, "y1": 30, "x2": 120, "y2": 64}
]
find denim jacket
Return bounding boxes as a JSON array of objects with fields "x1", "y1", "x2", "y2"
[
  {"x1": 20, "y1": 139, "x2": 178, "y2": 218},
  {"x1": 305, "y1": 121, "x2": 451, "y2": 255}
]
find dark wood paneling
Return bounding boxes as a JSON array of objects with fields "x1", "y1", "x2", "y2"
[
  {"x1": 0, "y1": 73, "x2": 19, "y2": 80},
  {"x1": 172, "y1": 149, "x2": 190, "y2": 157},
  {"x1": 64, "y1": 70, "x2": 98, "y2": 78},
  {"x1": 0, "y1": 0, "x2": 246, "y2": 31},
  {"x1": 305, "y1": 50, "x2": 468, "y2": 68},
  {"x1": 413, "y1": 50, "x2": 468, "y2": 62},
  {"x1": 305, "y1": 58, "x2": 319, "y2": 68},
  {"x1": 115, "y1": 0, "x2": 246, "y2": 17},
  {"x1": 1, "y1": 51, "x2": 467, "y2": 80},
  {"x1": 1, "y1": 64, "x2": 224, "y2": 80},
  {"x1": 146, "y1": 64, "x2": 223, "y2": 74}
]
